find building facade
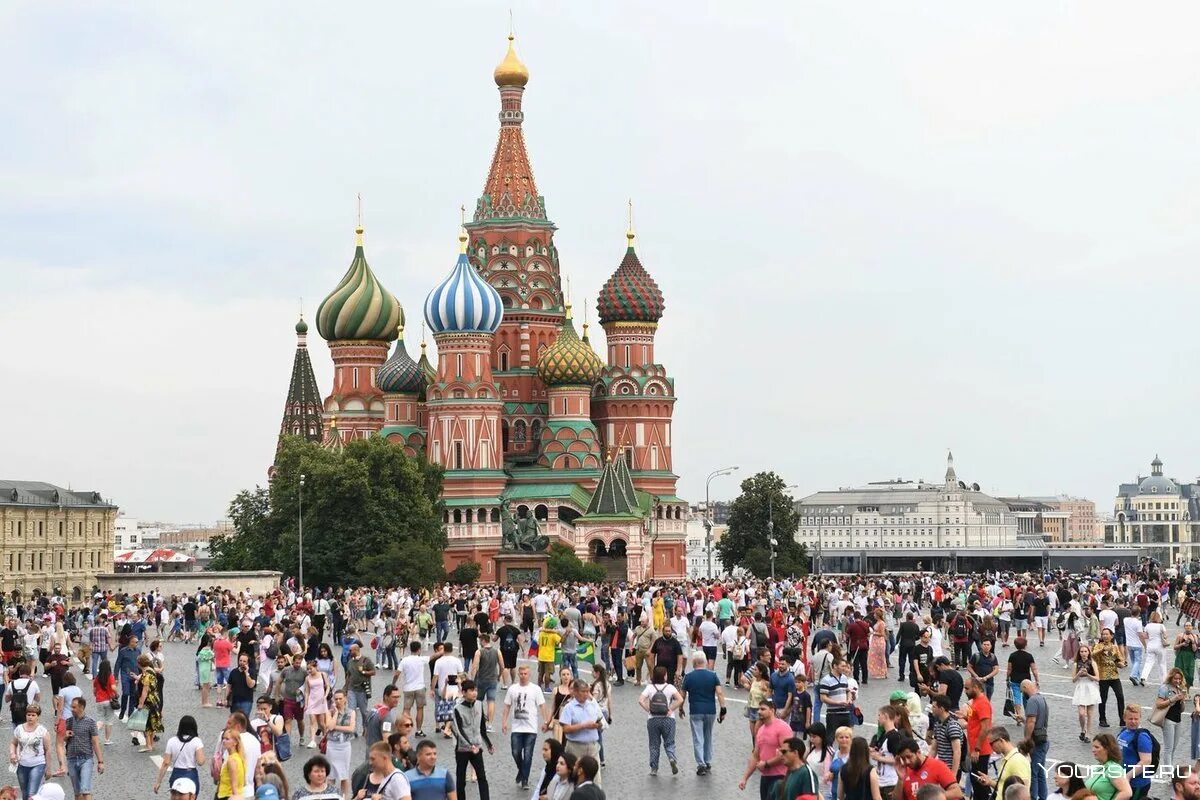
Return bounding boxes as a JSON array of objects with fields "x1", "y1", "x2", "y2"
[
  {"x1": 293, "y1": 34, "x2": 687, "y2": 582},
  {"x1": 795, "y1": 453, "x2": 1020, "y2": 572},
  {"x1": 1104, "y1": 456, "x2": 1200, "y2": 565},
  {"x1": 1, "y1": 481, "x2": 118, "y2": 600}
]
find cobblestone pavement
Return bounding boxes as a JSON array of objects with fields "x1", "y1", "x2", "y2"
[{"x1": 2, "y1": 619, "x2": 1193, "y2": 799}]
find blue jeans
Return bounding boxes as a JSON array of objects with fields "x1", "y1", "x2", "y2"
[
  {"x1": 231, "y1": 699, "x2": 252, "y2": 717},
  {"x1": 17, "y1": 763, "x2": 46, "y2": 799},
  {"x1": 812, "y1": 686, "x2": 823, "y2": 723},
  {"x1": 689, "y1": 713, "x2": 716, "y2": 767},
  {"x1": 562, "y1": 652, "x2": 578, "y2": 678},
  {"x1": 91, "y1": 650, "x2": 108, "y2": 675},
  {"x1": 1191, "y1": 713, "x2": 1200, "y2": 761},
  {"x1": 1031, "y1": 740, "x2": 1049, "y2": 800},
  {"x1": 1128, "y1": 646, "x2": 1144, "y2": 679},
  {"x1": 511, "y1": 732, "x2": 537, "y2": 784},
  {"x1": 436, "y1": 621, "x2": 450, "y2": 642},
  {"x1": 348, "y1": 689, "x2": 370, "y2": 733},
  {"x1": 68, "y1": 755, "x2": 95, "y2": 795}
]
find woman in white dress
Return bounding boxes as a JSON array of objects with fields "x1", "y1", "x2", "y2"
[
  {"x1": 1141, "y1": 611, "x2": 1171, "y2": 685},
  {"x1": 1071, "y1": 643, "x2": 1100, "y2": 742}
]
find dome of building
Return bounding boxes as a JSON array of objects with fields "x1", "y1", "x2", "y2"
[
  {"x1": 316, "y1": 227, "x2": 403, "y2": 342},
  {"x1": 494, "y1": 34, "x2": 529, "y2": 87},
  {"x1": 424, "y1": 231, "x2": 504, "y2": 334},
  {"x1": 416, "y1": 340, "x2": 437, "y2": 402},
  {"x1": 377, "y1": 326, "x2": 424, "y2": 394},
  {"x1": 597, "y1": 229, "x2": 665, "y2": 325},
  {"x1": 537, "y1": 306, "x2": 603, "y2": 387},
  {"x1": 1138, "y1": 475, "x2": 1177, "y2": 494},
  {"x1": 295, "y1": 315, "x2": 309, "y2": 334}
]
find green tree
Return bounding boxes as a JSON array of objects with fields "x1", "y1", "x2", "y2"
[
  {"x1": 211, "y1": 435, "x2": 446, "y2": 587},
  {"x1": 448, "y1": 560, "x2": 482, "y2": 585},
  {"x1": 715, "y1": 471, "x2": 808, "y2": 578},
  {"x1": 547, "y1": 543, "x2": 607, "y2": 583}
]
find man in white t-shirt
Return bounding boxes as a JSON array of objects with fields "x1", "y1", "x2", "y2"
[
  {"x1": 501, "y1": 665, "x2": 546, "y2": 790},
  {"x1": 639, "y1": 667, "x2": 684, "y2": 776},
  {"x1": 698, "y1": 613, "x2": 721, "y2": 669},
  {"x1": 1123, "y1": 613, "x2": 1146, "y2": 685},
  {"x1": 432, "y1": 642, "x2": 464, "y2": 696},
  {"x1": 1098, "y1": 601, "x2": 1118, "y2": 638},
  {"x1": 398, "y1": 640, "x2": 429, "y2": 736},
  {"x1": 719, "y1": 622, "x2": 739, "y2": 684}
]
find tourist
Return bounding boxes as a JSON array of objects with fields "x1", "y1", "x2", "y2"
[
  {"x1": 1093, "y1": 628, "x2": 1126, "y2": 728},
  {"x1": 470, "y1": 633, "x2": 501, "y2": 724},
  {"x1": 894, "y1": 736, "x2": 962, "y2": 800},
  {"x1": 1140, "y1": 611, "x2": 1169, "y2": 686},
  {"x1": 779, "y1": 737, "x2": 819, "y2": 800},
  {"x1": 743, "y1": 662, "x2": 772, "y2": 742},
  {"x1": 928, "y1": 695, "x2": 963, "y2": 779},
  {"x1": 680, "y1": 650, "x2": 727, "y2": 776},
  {"x1": 214, "y1": 728, "x2": 246, "y2": 800},
  {"x1": 967, "y1": 638, "x2": 999, "y2": 701},
  {"x1": 1073, "y1": 643, "x2": 1101, "y2": 742},
  {"x1": 399, "y1": 640, "x2": 429, "y2": 738},
  {"x1": 588, "y1": 665, "x2": 612, "y2": 768},
  {"x1": 542, "y1": 751, "x2": 576, "y2": 800},
  {"x1": 345, "y1": 641, "x2": 376, "y2": 733},
  {"x1": 1046, "y1": 761, "x2": 1086, "y2": 800},
  {"x1": 501, "y1": 665, "x2": 545, "y2": 790},
  {"x1": 302, "y1": 660, "x2": 330, "y2": 748},
  {"x1": 403, "y1": 740, "x2": 453, "y2": 800},
  {"x1": 1083, "y1": 735, "x2": 1131, "y2": 800},
  {"x1": 153, "y1": 715, "x2": 206, "y2": 796},
  {"x1": 227, "y1": 652, "x2": 256, "y2": 719},
  {"x1": 292, "y1": 755, "x2": 337, "y2": 799},
  {"x1": 89, "y1": 660, "x2": 116, "y2": 746},
  {"x1": 739, "y1": 699, "x2": 791, "y2": 799},
  {"x1": 169, "y1": 776, "x2": 197, "y2": 800},
  {"x1": 1155, "y1": 668, "x2": 1189, "y2": 765},
  {"x1": 569, "y1": 755, "x2": 603, "y2": 800},
  {"x1": 1172, "y1": 770, "x2": 1200, "y2": 800},
  {"x1": 837, "y1": 736, "x2": 881, "y2": 800},
  {"x1": 450, "y1": 679, "x2": 493, "y2": 800},
  {"x1": 638, "y1": 664, "x2": 682, "y2": 776},
  {"x1": 962, "y1": 677, "x2": 993, "y2": 800},
  {"x1": 1005, "y1": 638, "x2": 1037, "y2": 722},
  {"x1": 273, "y1": 653, "x2": 308, "y2": 744},
  {"x1": 1020, "y1": 679, "x2": 1050, "y2": 800},
  {"x1": 558, "y1": 680, "x2": 603, "y2": 786},
  {"x1": 360, "y1": 741, "x2": 410, "y2": 800},
  {"x1": 819, "y1": 658, "x2": 858, "y2": 735},
  {"x1": 532, "y1": 739, "x2": 565, "y2": 800},
  {"x1": 649, "y1": 625, "x2": 685, "y2": 685},
  {"x1": 61, "y1": 697, "x2": 102, "y2": 800},
  {"x1": 1174, "y1": 622, "x2": 1199, "y2": 688},
  {"x1": 1122, "y1": 612, "x2": 1145, "y2": 687},
  {"x1": 323, "y1": 689, "x2": 355, "y2": 798}
]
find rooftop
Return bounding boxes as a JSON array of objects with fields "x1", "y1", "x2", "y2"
[{"x1": 0, "y1": 480, "x2": 117, "y2": 509}]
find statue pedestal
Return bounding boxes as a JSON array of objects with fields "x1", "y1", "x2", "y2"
[{"x1": 494, "y1": 552, "x2": 549, "y2": 586}]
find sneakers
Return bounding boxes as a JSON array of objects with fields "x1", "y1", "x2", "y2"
[
  {"x1": 670, "y1": 759, "x2": 679, "y2": 775},
  {"x1": 697, "y1": 765, "x2": 708, "y2": 776},
  {"x1": 1099, "y1": 720, "x2": 1110, "y2": 728},
  {"x1": 415, "y1": 730, "x2": 425, "y2": 738},
  {"x1": 650, "y1": 768, "x2": 658, "y2": 777}
]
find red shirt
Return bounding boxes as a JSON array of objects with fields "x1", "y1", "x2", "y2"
[
  {"x1": 846, "y1": 619, "x2": 871, "y2": 650},
  {"x1": 965, "y1": 694, "x2": 994, "y2": 756},
  {"x1": 213, "y1": 637, "x2": 234, "y2": 668},
  {"x1": 899, "y1": 756, "x2": 956, "y2": 800}
]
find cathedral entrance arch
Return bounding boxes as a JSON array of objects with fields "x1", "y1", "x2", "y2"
[{"x1": 586, "y1": 535, "x2": 628, "y2": 582}]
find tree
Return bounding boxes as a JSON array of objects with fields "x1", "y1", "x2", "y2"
[
  {"x1": 715, "y1": 471, "x2": 808, "y2": 578},
  {"x1": 547, "y1": 543, "x2": 607, "y2": 583},
  {"x1": 448, "y1": 560, "x2": 482, "y2": 585},
  {"x1": 211, "y1": 435, "x2": 446, "y2": 587}
]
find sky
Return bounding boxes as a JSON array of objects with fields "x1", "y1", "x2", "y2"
[{"x1": 2, "y1": 3, "x2": 1198, "y2": 523}]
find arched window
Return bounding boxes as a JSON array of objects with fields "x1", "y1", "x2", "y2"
[
  {"x1": 514, "y1": 420, "x2": 527, "y2": 443},
  {"x1": 535, "y1": 504, "x2": 549, "y2": 521},
  {"x1": 452, "y1": 509, "x2": 462, "y2": 524},
  {"x1": 530, "y1": 419, "x2": 542, "y2": 443},
  {"x1": 490, "y1": 508, "x2": 501, "y2": 523}
]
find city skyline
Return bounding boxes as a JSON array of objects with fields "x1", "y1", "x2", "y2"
[{"x1": 2, "y1": 4, "x2": 1198, "y2": 521}]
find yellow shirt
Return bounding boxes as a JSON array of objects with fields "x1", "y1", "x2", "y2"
[
  {"x1": 538, "y1": 630, "x2": 561, "y2": 663},
  {"x1": 996, "y1": 750, "x2": 1031, "y2": 790},
  {"x1": 218, "y1": 752, "x2": 245, "y2": 798}
]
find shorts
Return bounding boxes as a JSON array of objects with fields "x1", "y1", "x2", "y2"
[
  {"x1": 185, "y1": 619, "x2": 197, "y2": 631},
  {"x1": 215, "y1": 666, "x2": 231, "y2": 686},
  {"x1": 1013, "y1": 618, "x2": 1028, "y2": 631},
  {"x1": 282, "y1": 699, "x2": 303, "y2": 721},
  {"x1": 68, "y1": 756, "x2": 94, "y2": 793},
  {"x1": 477, "y1": 682, "x2": 498, "y2": 702},
  {"x1": 402, "y1": 690, "x2": 426, "y2": 711},
  {"x1": 1034, "y1": 617, "x2": 1049, "y2": 630},
  {"x1": 703, "y1": 646, "x2": 717, "y2": 662},
  {"x1": 501, "y1": 649, "x2": 518, "y2": 669},
  {"x1": 56, "y1": 717, "x2": 68, "y2": 736},
  {"x1": 1115, "y1": 628, "x2": 1127, "y2": 646}
]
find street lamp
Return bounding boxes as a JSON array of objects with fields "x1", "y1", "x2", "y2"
[
  {"x1": 769, "y1": 484, "x2": 799, "y2": 580},
  {"x1": 298, "y1": 474, "x2": 306, "y2": 591},
  {"x1": 705, "y1": 466, "x2": 739, "y2": 579}
]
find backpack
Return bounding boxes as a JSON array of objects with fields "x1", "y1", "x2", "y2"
[
  {"x1": 648, "y1": 683, "x2": 670, "y2": 716},
  {"x1": 752, "y1": 622, "x2": 768, "y2": 648},
  {"x1": 1134, "y1": 728, "x2": 1162, "y2": 773},
  {"x1": 950, "y1": 615, "x2": 968, "y2": 639},
  {"x1": 9, "y1": 678, "x2": 29, "y2": 717}
]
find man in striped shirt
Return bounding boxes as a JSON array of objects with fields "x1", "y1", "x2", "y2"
[
  {"x1": 929, "y1": 694, "x2": 964, "y2": 778},
  {"x1": 88, "y1": 616, "x2": 112, "y2": 676}
]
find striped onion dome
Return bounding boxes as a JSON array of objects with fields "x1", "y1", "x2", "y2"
[
  {"x1": 537, "y1": 306, "x2": 603, "y2": 387},
  {"x1": 416, "y1": 340, "x2": 437, "y2": 402},
  {"x1": 377, "y1": 325, "x2": 424, "y2": 394},
  {"x1": 424, "y1": 230, "x2": 503, "y2": 334},
  {"x1": 316, "y1": 226, "x2": 403, "y2": 342},
  {"x1": 597, "y1": 229, "x2": 664, "y2": 325}
]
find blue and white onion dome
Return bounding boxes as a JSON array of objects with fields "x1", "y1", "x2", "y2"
[{"x1": 424, "y1": 228, "x2": 504, "y2": 334}]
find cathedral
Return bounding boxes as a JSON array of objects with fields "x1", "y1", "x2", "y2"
[{"x1": 277, "y1": 34, "x2": 686, "y2": 582}]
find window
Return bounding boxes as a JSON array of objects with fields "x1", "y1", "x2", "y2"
[
  {"x1": 353, "y1": 367, "x2": 359, "y2": 389},
  {"x1": 454, "y1": 442, "x2": 464, "y2": 470},
  {"x1": 456, "y1": 354, "x2": 464, "y2": 377},
  {"x1": 499, "y1": 352, "x2": 509, "y2": 371},
  {"x1": 624, "y1": 345, "x2": 630, "y2": 368}
]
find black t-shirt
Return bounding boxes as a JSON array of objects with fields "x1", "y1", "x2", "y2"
[
  {"x1": 454, "y1": 599, "x2": 467, "y2": 615},
  {"x1": 651, "y1": 636, "x2": 684, "y2": 674},
  {"x1": 1032, "y1": 597, "x2": 1049, "y2": 617},
  {"x1": 0, "y1": 627, "x2": 19, "y2": 651},
  {"x1": 496, "y1": 625, "x2": 521, "y2": 653},
  {"x1": 898, "y1": 621, "x2": 921, "y2": 648},
  {"x1": 237, "y1": 630, "x2": 259, "y2": 664},
  {"x1": 182, "y1": 602, "x2": 197, "y2": 622},
  {"x1": 474, "y1": 612, "x2": 492, "y2": 633},
  {"x1": 937, "y1": 668, "x2": 964, "y2": 708},
  {"x1": 969, "y1": 651, "x2": 999, "y2": 681},
  {"x1": 1007, "y1": 649, "x2": 1035, "y2": 682},
  {"x1": 460, "y1": 628, "x2": 479, "y2": 661},
  {"x1": 229, "y1": 667, "x2": 255, "y2": 703},
  {"x1": 910, "y1": 644, "x2": 934, "y2": 680},
  {"x1": 433, "y1": 603, "x2": 452, "y2": 623}
]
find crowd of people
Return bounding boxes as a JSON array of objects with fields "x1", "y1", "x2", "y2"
[{"x1": 3, "y1": 563, "x2": 1200, "y2": 800}]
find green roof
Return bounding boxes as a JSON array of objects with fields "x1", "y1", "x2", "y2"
[
  {"x1": 443, "y1": 496, "x2": 502, "y2": 507},
  {"x1": 544, "y1": 419, "x2": 599, "y2": 434},
  {"x1": 503, "y1": 482, "x2": 595, "y2": 509},
  {"x1": 503, "y1": 402, "x2": 547, "y2": 415},
  {"x1": 582, "y1": 458, "x2": 642, "y2": 518}
]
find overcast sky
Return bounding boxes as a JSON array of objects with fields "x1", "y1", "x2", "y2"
[{"x1": 2, "y1": 3, "x2": 1198, "y2": 523}]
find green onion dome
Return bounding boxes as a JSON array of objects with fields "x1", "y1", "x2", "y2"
[
  {"x1": 537, "y1": 306, "x2": 604, "y2": 387},
  {"x1": 377, "y1": 326, "x2": 424, "y2": 395},
  {"x1": 316, "y1": 226, "x2": 403, "y2": 342},
  {"x1": 295, "y1": 315, "x2": 309, "y2": 334}
]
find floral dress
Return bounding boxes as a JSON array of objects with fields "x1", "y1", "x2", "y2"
[
  {"x1": 868, "y1": 619, "x2": 889, "y2": 679},
  {"x1": 140, "y1": 670, "x2": 164, "y2": 736}
]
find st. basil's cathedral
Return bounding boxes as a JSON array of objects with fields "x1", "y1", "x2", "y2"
[{"x1": 276, "y1": 34, "x2": 686, "y2": 583}]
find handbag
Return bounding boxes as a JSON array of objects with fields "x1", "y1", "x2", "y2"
[
  {"x1": 126, "y1": 707, "x2": 150, "y2": 732},
  {"x1": 108, "y1": 697, "x2": 120, "y2": 710},
  {"x1": 1002, "y1": 683, "x2": 1015, "y2": 718},
  {"x1": 623, "y1": 651, "x2": 636, "y2": 671},
  {"x1": 275, "y1": 730, "x2": 292, "y2": 762},
  {"x1": 1150, "y1": 703, "x2": 1169, "y2": 727},
  {"x1": 318, "y1": 732, "x2": 328, "y2": 754}
]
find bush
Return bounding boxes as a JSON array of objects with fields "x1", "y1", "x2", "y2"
[
  {"x1": 449, "y1": 560, "x2": 482, "y2": 585},
  {"x1": 547, "y1": 543, "x2": 606, "y2": 583}
]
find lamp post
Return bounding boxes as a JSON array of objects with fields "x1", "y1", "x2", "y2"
[
  {"x1": 298, "y1": 474, "x2": 306, "y2": 591},
  {"x1": 705, "y1": 466, "x2": 739, "y2": 579},
  {"x1": 768, "y1": 483, "x2": 799, "y2": 580}
]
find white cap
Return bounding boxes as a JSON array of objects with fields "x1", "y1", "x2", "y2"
[
  {"x1": 32, "y1": 785, "x2": 67, "y2": 800},
  {"x1": 170, "y1": 776, "x2": 198, "y2": 794}
]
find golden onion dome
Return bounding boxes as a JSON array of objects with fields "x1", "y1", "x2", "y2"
[
  {"x1": 494, "y1": 34, "x2": 529, "y2": 87},
  {"x1": 537, "y1": 305, "x2": 603, "y2": 387}
]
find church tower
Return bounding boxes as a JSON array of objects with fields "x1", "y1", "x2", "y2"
[
  {"x1": 377, "y1": 324, "x2": 427, "y2": 457},
  {"x1": 592, "y1": 222, "x2": 676, "y2": 496},
  {"x1": 424, "y1": 229, "x2": 507, "y2": 502},
  {"x1": 276, "y1": 315, "x2": 324, "y2": 447},
  {"x1": 535, "y1": 305, "x2": 603, "y2": 470},
  {"x1": 315, "y1": 222, "x2": 403, "y2": 441},
  {"x1": 465, "y1": 34, "x2": 564, "y2": 463}
]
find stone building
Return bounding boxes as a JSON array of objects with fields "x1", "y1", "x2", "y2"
[
  {"x1": 1105, "y1": 455, "x2": 1200, "y2": 565},
  {"x1": 0, "y1": 480, "x2": 118, "y2": 600}
]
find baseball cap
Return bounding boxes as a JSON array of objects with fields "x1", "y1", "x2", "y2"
[
  {"x1": 255, "y1": 785, "x2": 281, "y2": 800},
  {"x1": 170, "y1": 777, "x2": 198, "y2": 794},
  {"x1": 31, "y1": 786, "x2": 66, "y2": 800},
  {"x1": 889, "y1": 690, "x2": 910, "y2": 702}
]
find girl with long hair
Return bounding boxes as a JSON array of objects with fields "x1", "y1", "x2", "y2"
[
  {"x1": 153, "y1": 715, "x2": 206, "y2": 795},
  {"x1": 1072, "y1": 643, "x2": 1101, "y2": 742},
  {"x1": 91, "y1": 659, "x2": 117, "y2": 745},
  {"x1": 838, "y1": 736, "x2": 882, "y2": 800}
]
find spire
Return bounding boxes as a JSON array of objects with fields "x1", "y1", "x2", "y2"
[
  {"x1": 944, "y1": 450, "x2": 957, "y2": 486},
  {"x1": 626, "y1": 198, "x2": 636, "y2": 250},
  {"x1": 277, "y1": 316, "x2": 324, "y2": 451},
  {"x1": 476, "y1": 32, "x2": 544, "y2": 222},
  {"x1": 584, "y1": 454, "x2": 641, "y2": 517}
]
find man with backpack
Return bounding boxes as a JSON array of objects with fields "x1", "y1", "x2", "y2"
[
  {"x1": 750, "y1": 613, "x2": 771, "y2": 665},
  {"x1": 1118, "y1": 704, "x2": 1159, "y2": 800},
  {"x1": 948, "y1": 609, "x2": 974, "y2": 669}
]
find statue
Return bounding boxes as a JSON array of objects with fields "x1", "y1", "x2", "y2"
[{"x1": 499, "y1": 503, "x2": 549, "y2": 552}]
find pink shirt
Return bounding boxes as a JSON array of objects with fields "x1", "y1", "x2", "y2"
[{"x1": 755, "y1": 718, "x2": 792, "y2": 777}]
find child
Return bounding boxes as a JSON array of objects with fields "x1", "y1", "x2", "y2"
[{"x1": 789, "y1": 674, "x2": 813, "y2": 734}]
